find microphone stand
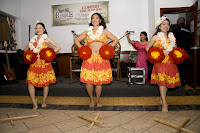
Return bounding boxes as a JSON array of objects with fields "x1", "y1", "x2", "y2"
[
  {"x1": 29, "y1": 25, "x2": 31, "y2": 41},
  {"x1": 108, "y1": 31, "x2": 135, "y2": 85},
  {"x1": 108, "y1": 33, "x2": 128, "y2": 44}
]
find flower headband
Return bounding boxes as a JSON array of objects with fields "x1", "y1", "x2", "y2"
[
  {"x1": 155, "y1": 16, "x2": 167, "y2": 27},
  {"x1": 36, "y1": 20, "x2": 41, "y2": 25},
  {"x1": 88, "y1": 11, "x2": 96, "y2": 23}
]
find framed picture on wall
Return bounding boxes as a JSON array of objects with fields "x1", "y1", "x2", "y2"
[{"x1": 52, "y1": 1, "x2": 109, "y2": 26}]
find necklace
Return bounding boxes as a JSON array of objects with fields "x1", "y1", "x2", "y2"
[
  {"x1": 157, "y1": 32, "x2": 176, "y2": 51},
  {"x1": 87, "y1": 26, "x2": 103, "y2": 40},
  {"x1": 29, "y1": 34, "x2": 47, "y2": 53}
]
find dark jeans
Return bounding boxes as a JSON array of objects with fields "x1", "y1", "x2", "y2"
[{"x1": 177, "y1": 62, "x2": 186, "y2": 86}]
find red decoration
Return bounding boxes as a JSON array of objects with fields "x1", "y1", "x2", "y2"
[
  {"x1": 77, "y1": 46, "x2": 92, "y2": 60},
  {"x1": 23, "y1": 50, "x2": 37, "y2": 65},
  {"x1": 147, "y1": 47, "x2": 165, "y2": 63},
  {"x1": 40, "y1": 48, "x2": 56, "y2": 63},
  {"x1": 99, "y1": 45, "x2": 115, "y2": 60},
  {"x1": 169, "y1": 47, "x2": 188, "y2": 64}
]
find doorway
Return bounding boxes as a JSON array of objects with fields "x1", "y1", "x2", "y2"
[{"x1": 160, "y1": 1, "x2": 199, "y2": 89}]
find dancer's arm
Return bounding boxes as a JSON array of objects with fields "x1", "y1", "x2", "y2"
[
  {"x1": 145, "y1": 35, "x2": 157, "y2": 52},
  {"x1": 46, "y1": 37, "x2": 61, "y2": 52},
  {"x1": 24, "y1": 43, "x2": 30, "y2": 51},
  {"x1": 104, "y1": 30, "x2": 119, "y2": 47},
  {"x1": 126, "y1": 31, "x2": 135, "y2": 45},
  {"x1": 75, "y1": 30, "x2": 88, "y2": 48}
]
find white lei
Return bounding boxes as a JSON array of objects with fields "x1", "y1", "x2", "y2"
[
  {"x1": 157, "y1": 32, "x2": 176, "y2": 51},
  {"x1": 87, "y1": 26, "x2": 103, "y2": 40},
  {"x1": 29, "y1": 34, "x2": 47, "y2": 53}
]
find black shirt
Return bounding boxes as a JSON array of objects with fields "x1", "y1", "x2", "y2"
[{"x1": 171, "y1": 23, "x2": 192, "y2": 53}]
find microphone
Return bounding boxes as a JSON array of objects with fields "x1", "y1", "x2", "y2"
[
  {"x1": 128, "y1": 31, "x2": 135, "y2": 33},
  {"x1": 71, "y1": 30, "x2": 75, "y2": 33}
]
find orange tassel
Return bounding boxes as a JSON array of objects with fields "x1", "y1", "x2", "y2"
[
  {"x1": 99, "y1": 45, "x2": 115, "y2": 60},
  {"x1": 169, "y1": 47, "x2": 188, "y2": 64},
  {"x1": 23, "y1": 50, "x2": 37, "y2": 64},
  {"x1": 147, "y1": 47, "x2": 165, "y2": 63},
  {"x1": 40, "y1": 48, "x2": 56, "y2": 63},
  {"x1": 77, "y1": 46, "x2": 92, "y2": 60}
]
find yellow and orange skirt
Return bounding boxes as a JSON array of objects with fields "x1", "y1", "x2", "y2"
[
  {"x1": 150, "y1": 56, "x2": 181, "y2": 88},
  {"x1": 80, "y1": 55, "x2": 112, "y2": 85},
  {"x1": 26, "y1": 59, "x2": 56, "y2": 87}
]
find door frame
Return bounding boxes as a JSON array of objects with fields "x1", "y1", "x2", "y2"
[{"x1": 160, "y1": 2, "x2": 198, "y2": 88}]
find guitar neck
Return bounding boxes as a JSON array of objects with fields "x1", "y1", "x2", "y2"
[
  {"x1": 72, "y1": 31, "x2": 85, "y2": 45},
  {"x1": 5, "y1": 47, "x2": 11, "y2": 71}
]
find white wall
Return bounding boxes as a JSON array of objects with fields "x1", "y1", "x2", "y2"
[
  {"x1": 107, "y1": 0, "x2": 149, "y2": 51},
  {"x1": 18, "y1": 0, "x2": 150, "y2": 53},
  {"x1": 0, "y1": 0, "x2": 197, "y2": 53},
  {"x1": 0, "y1": 0, "x2": 21, "y2": 18},
  {"x1": 148, "y1": 0, "x2": 155, "y2": 38}
]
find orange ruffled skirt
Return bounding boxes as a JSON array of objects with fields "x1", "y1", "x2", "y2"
[
  {"x1": 26, "y1": 60, "x2": 56, "y2": 87},
  {"x1": 80, "y1": 55, "x2": 112, "y2": 85},
  {"x1": 150, "y1": 56, "x2": 181, "y2": 88}
]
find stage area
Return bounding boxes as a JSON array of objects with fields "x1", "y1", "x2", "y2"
[
  {"x1": 0, "y1": 76, "x2": 186, "y2": 97},
  {"x1": 0, "y1": 76, "x2": 200, "y2": 111}
]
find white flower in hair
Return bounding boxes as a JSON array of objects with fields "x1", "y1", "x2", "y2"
[
  {"x1": 155, "y1": 16, "x2": 167, "y2": 27},
  {"x1": 88, "y1": 11, "x2": 96, "y2": 23},
  {"x1": 36, "y1": 20, "x2": 41, "y2": 25}
]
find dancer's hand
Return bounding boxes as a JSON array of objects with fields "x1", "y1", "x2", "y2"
[
  {"x1": 37, "y1": 53, "x2": 40, "y2": 60},
  {"x1": 163, "y1": 50, "x2": 169, "y2": 56},
  {"x1": 125, "y1": 31, "x2": 130, "y2": 36}
]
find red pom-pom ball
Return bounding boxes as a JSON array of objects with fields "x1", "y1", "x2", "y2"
[
  {"x1": 77, "y1": 46, "x2": 92, "y2": 60},
  {"x1": 169, "y1": 47, "x2": 188, "y2": 64},
  {"x1": 99, "y1": 45, "x2": 115, "y2": 60},
  {"x1": 40, "y1": 48, "x2": 56, "y2": 63},
  {"x1": 23, "y1": 50, "x2": 37, "y2": 65},
  {"x1": 147, "y1": 47, "x2": 165, "y2": 63}
]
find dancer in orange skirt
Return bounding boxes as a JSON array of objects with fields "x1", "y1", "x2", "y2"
[
  {"x1": 24, "y1": 21, "x2": 61, "y2": 109},
  {"x1": 75, "y1": 11, "x2": 119, "y2": 107},
  {"x1": 145, "y1": 16, "x2": 181, "y2": 112}
]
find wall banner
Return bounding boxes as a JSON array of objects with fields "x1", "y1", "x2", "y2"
[{"x1": 52, "y1": 1, "x2": 109, "y2": 26}]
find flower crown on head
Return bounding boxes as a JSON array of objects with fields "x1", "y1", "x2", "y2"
[
  {"x1": 88, "y1": 11, "x2": 96, "y2": 23},
  {"x1": 155, "y1": 16, "x2": 167, "y2": 27},
  {"x1": 36, "y1": 20, "x2": 41, "y2": 25}
]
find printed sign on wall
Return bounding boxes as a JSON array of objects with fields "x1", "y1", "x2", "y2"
[{"x1": 52, "y1": 1, "x2": 109, "y2": 26}]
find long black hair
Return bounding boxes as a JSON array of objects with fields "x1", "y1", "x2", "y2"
[
  {"x1": 140, "y1": 31, "x2": 148, "y2": 41},
  {"x1": 89, "y1": 13, "x2": 107, "y2": 29},
  {"x1": 153, "y1": 18, "x2": 171, "y2": 36},
  {"x1": 35, "y1": 22, "x2": 48, "y2": 35}
]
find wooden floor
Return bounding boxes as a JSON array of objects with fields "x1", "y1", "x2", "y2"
[{"x1": 0, "y1": 95, "x2": 200, "y2": 106}]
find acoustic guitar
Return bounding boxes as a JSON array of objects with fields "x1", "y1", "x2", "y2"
[
  {"x1": 3, "y1": 41, "x2": 16, "y2": 81},
  {"x1": 71, "y1": 31, "x2": 86, "y2": 54}
]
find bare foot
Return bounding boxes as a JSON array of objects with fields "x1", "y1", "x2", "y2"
[
  {"x1": 162, "y1": 104, "x2": 168, "y2": 112},
  {"x1": 41, "y1": 103, "x2": 47, "y2": 108},
  {"x1": 89, "y1": 98, "x2": 94, "y2": 107},
  {"x1": 33, "y1": 99, "x2": 38, "y2": 109},
  {"x1": 159, "y1": 98, "x2": 162, "y2": 105},
  {"x1": 33, "y1": 105, "x2": 38, "y2": 109},
  {"x1": 96, "y1": 101, "x2": 102, "y2": 107}
]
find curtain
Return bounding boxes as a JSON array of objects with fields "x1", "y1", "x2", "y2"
[{"x1": 6, "y1": 17, "x2": 16, "y2": 50}]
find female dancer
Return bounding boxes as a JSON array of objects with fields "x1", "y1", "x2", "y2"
[
  {"x1": 126, "y1": 31, "x2": 149, "y2": 81},
  {"x1": 24, "y1": 22, "x2": 61, "y2": 109},
  {"x1": 75, "y1": 12, "x2": 119, "y2": 107},
  {"x1": 145, "y1": 16, "x2": 181, "y2": 112}
]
